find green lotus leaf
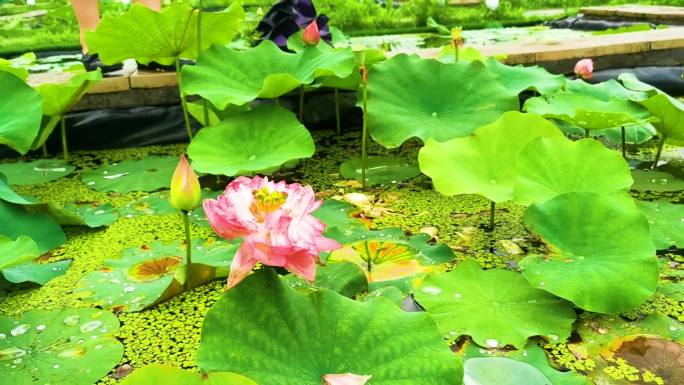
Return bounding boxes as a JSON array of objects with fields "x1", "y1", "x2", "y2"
[
  {"x1": 0, "y1": 53, "x2": 35, "y2": 80},
  {"x1": 414, "y1": 261, "x2": 575, "y2": 348},
  {"x1": 521, "y1": 192, "x2": 658, "y2": 313},
  {"x1": 312, "y1": 199, "x2": 366, "y2": 236},
  {"x1": 187, "y1": 105, "x2": 315, "y2": 176},
  {"x1": 282, "y1": 261, "x2": 368, "y2": 298},
  {"x1": 485, "y1": 58, "x2": 566, "y2": 95},
  {"x1": 0, "y1": 200, "x2": 65, "y2": 253},
  {"x1": 565, "y1": 78, "x2": 648, "y2": 102},
  {"x1": 326, "y1": 227, "x2": 454, "y2": 292},
  {"x1": 0, "y1": 159, "x2": 75, "y2": 185},
  {"x1": 181, "y1": 41, "x2": 356, "y2": 108},
  {"x1": 419, "y1": 112, "x2": 563, "y2": 203},
  {"x1": 0, "y1": 308, "x2": 123, "y2": 385},
  {"x1": 0, "y1": 71, "x2": 43, "y2": 155},
  {"x1": 596, "y1": 122, "x2": 656, "y2": 145},
  {"x1": 317, "y1": 47, "x2": 386, "y2": 91},
  {"x1": 74, "y1": 238, "x2": 240, "y2": 312},
  {"x1": 461, "y1": 342, "x2": 591, "y2": 385},
  {"x1": 618, "y1": 73, "x2": 658, "y2": 95},
  {"x1": 365, "y1": 54, "x2": 519, "y2": 148},
  {"x1": 636, "y1": 199, "x2": 684, "y2": 250},
  {"x1": 2, "y1": 259, "x2": 71, "y2": 285},
  {"x1": 514, "y1": 137, "x2": 633, "y2": 206},
  {"x1": 463, "y1": 357, "x2": 550, "y2": 385},
  {"x1": 29, "y1": 202, "x2": 119, "y2": 228},
  {"x1": 631, "y1": 169, "x2": 684, "y2": 192},
  {"x1": 197, "y1": 268, "x2": 462, "y2": 385},
  {"x1": 120, "y1": 190, "x2": 219, "y2": 227},
  {"x1": 0, "y1": 173, "x2": 36, "y2": 205},
  {"x1": 82, "y1": 156, "x2": 177, "y2": 193},
  {"x1": 86, "y1": 3, "x2": 245, "y2": 65},
  {"x1": 0, "y1": 236, "x2": 39, "y2": 271},
  {"x1": 340, "y1": 156, "x2": 421, "y2": 186},
  {"x1": 121, "y1": 364, "x2": 258, "y2": 385},
  {"x1": 636, "y1": 93, "x2": 684, "y2": 143},
  {"x1": 186, "y1": 99, "x2": 249, "y2": 127}
]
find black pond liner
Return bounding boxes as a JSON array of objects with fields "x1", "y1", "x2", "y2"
[
  {"x1": 589, "y1": 66, "x2": 684, "y2": 97},
  {"x1": 547, "y1": 15, "x2": 658, "y2": 31}
]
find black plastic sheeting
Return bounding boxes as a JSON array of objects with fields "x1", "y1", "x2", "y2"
[
  {"x1": 590, "y1": 66, "x2": 684, "y2": 96},
  {"x1": 547, "y1": 16, "x2": 657, "y2": 31}
]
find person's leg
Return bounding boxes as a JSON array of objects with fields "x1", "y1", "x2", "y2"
[
  {"x1": 133, "y1": 0, "x2": 161, "y2": 11},
  {"x1": 70, "y1": 0, "x2": 99, "y2": 53}
]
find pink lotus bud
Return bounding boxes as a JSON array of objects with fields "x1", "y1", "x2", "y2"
[
  {"x1": 169, "y1": 154, "x2": 201, "y2": 211},
  {"x1": 302, "y1": 20, "x2": 320, "y2": 46},
  {"x1": 574, "y1": 58, "x2": 594, "y2": 80},
  {"x1": 323, "y1": 373, "x2": 372, "y2": 385}
]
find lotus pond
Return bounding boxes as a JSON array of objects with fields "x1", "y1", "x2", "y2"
[{"x1": 1, "y1": 2, "x2": 684, "y2": 385}]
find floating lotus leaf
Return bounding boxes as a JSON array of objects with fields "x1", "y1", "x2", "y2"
[
  {"x1": 419, "y1": 112, "x2": 563, "y2": 203},
  {"x1": 636, "y1": 199, "x2": 684, "y2": 250},
  {"x1": 0, "y1": 308, "x2": 123, "y2": 385},
  {"x1": 365, "y1": 54, "x2": 519, "y2": 148},
  {"x1": 87, "y1": 3, "x2": 245, "y2": 65},
  {"x1": 485, "y1": 58, "x2": 566, "y2": 95},
  {"x1": 0, "y1": 200, "x2": 65, "y2": 253},
  {"x1": 187, "y1": 105, "x2": 315, "y2": 176},
  {"x1": 414, "y1": 261, "x2": 575, "y2": 348},
  {"x1": 521, "y1": 192, "x2": 658, "y2": 313},
  {"x1": 121, "y1": 364, "x2": 258, "y2": 385},
  {"x1": 282, "y1": 261, "x2": 368, "y2": 298},
  {"x1": 0, "y1": 71, "x2": 43, "y2": 154},
  {"x1": 120, "y1": 190, "x2": 219, "y2": 227},
  {"x1": 181, "y1": 41, "x2": 355, "y2": 108},
  {"x1": 197, "y1": 268, "x2": 462, "y2": 385},
  {"x1": 74, "y1": 238, "x2": 240, "y2": 312},
  {"x1": 0, "y1": 159, "x2": 75, "y2": 185},
  {"x1": 604, "y1": 336, "x2": 684, "y2": 385},
  {"x1": 0, "y1": 173, "x2": 36, "y2": 205},
  {"x1": 326, "y1": 227, "x2": 454, "y2": 292},
  {"x1": 311, "y1": 199, "x2": 366, "y2": 236},
  {"x1": 463, "y1": 357, "x2": 550, "y2": 385},
  {"x1": 82, "y1": 156, "x2": 177, "y2": 193},
  {"x1": 29, "y1": 202, "x2": 119, "y2": 228},
  {"x1": 2, "y1": 259, "x2": 71, "y2": 285},
  {"x1": 631, "y1": 169, "x2": 684, "y2": 192},
  {"x1": 340, "y1": 156, "x2": 421, "y2": 186},
  {"x1": 514, "y1": 137, "x2": 633, "y2": 206}
]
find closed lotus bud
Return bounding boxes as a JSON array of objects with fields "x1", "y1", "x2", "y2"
[
  {"x1": 574, "y1": 58, "x2": 594, "y2": 80},
  {"x1": 302, "y1": 20, "x2": 320, "y2": 46},
  {"x1": 170, "y1": 154, "x2": 201, "y2": 211}
]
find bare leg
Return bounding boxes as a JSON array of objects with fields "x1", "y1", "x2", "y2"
[
  {"x1": 133, "y1": 0, "x2": 161, "y2": 11},
  {"x1": 71, "y1": 0, "x2": 99, "y2": 53}
]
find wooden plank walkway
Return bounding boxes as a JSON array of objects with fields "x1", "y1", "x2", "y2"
[{"x1": 580, "y1": 4, "x2": 684, "y2": 25}]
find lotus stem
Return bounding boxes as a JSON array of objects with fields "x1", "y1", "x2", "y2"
[
  {"x1": 621, "y1": 126, "x2": 626, "y2": 159},
  {"x1": 182, "y1": 210, "x2": 192, "y2": 291},
  {"x1": 334, "y1": 88, "x2": 341, "y2": 134},
  {"x1": 453, "y1": 43, "x2": 459, "y2": 63},
  {"x1": 361, "y1": 81, "x2": 369, "y2": 189},
  {"x1": 42, "y1": 144, "x2": 48, "y2": 158},
  {"x1": 488, "y1": 201, "x2": 495, "y2": 232},
  {"x1": 60, "y1": 116, "x2": 68, "y2": 163},
  {"x1": 275, "y1": 97, "x2": 280, "y2": 107},
  {"x1": 584, "y1": 129, "x2": 590, "y2": 138},
  {"x1": 176, "y1": 58, "x2": 194, "y2": 141},
  {"x1": 196, "y1": 0, "x2": 210, "y2": 126},
  {"x1": 652, "y1": 135, "x2": 666, "y2": 170},
  {"x1": 299, "y1": 87, "x2": 305, "y2": 122}
]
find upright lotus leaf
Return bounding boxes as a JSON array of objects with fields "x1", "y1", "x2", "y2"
[
  {"x1": 0, "y1": 159, "x2": 75, "y2": 185},
  {"x1": 181, "y1": 41, "x2": 356, "y2": 108},
  {"x1": 187, "y1": 105, "x2": 315, "y2": 176},
  {"x1": 0, "y1": 236, "x2": 39, "y2": 272},
  {"x1": 0, "y1": 71, "x2": 43, "y2": 155},
  {"x1": 514, "y1": 137, "x2": 633, "y2": 206},
  {"x1": 86, "y1": 3, "x2": 245, "y2": 65},
  {"x1": 521, "y1": 192, "x2": 658, "y2": 313},
  {"x1": 419, "y1": 112, "x2": 563, "y2": 203},
  {"x1": 485, "y1": 58, "x2": 566, "y2": 95},
  {"x1": 75, "y1": 238, "x2": 240, "y2": 312},
  {"x1": 636, "y1": 199, "x2": 684, "y2": 250},
  {"x1": 365, "y1": 54, "x2": 519, "y2": 148},
  {"x1": 565, "y1": 78, "x2": 648, "y2": 102},
  {"x1": 326, "y1": 227, "x2": 454, "y2": 292},
  {"x1": 597, "y1": 122, "x2": 656, "y2": 145},
  {"x1": 414, "y1": 261, "x2": 575, "y2": 348},
  {"x1": 121, "y1": 365, "x2": 258, "y2": 385},
  {"x1": 0, "y1": 200, "x2": 65, "y2": 253},
  {"x1": 0, "y1": 52, "x2": 36, "y2": 80},
  {"x1": 0, "y1": 308, "x2": 123, "y2": 385},
  {"x1": 82, "y1": 156, "x2": 178, "y2": 193},
  {"x1": 340, "y1": 156, "x2": 421, "y2": 186},
  {"x1": 197, "y1": 268, "x2": 463, "y2": 384},
  {"x1": 636, "y1": 93, "x2": 684, "y2": 144},
  {"x1": 0, "y1": 173, "x2": 37, "y2": 205},
  {"x1": 2, "y1": 259, "x2": 71, "y2": 285},
  {"x1": 282, "y1": 261, "x2": 368, "y2": 298},
  {"x1": 317, "y1": 47, "x2": 386, "y2": 91},
  {"x1": 31, "y1": 70, "x2": 102, "y2": 149}
]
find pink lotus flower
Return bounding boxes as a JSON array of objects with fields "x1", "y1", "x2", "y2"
[
  {"x1": 302, "y1": 20, "x2": 320, "y2": 45},
  {"x1": 574, "y1": 58, "x2": 594, "y2": 80},
  {"x1": 204, "y1": 176, "x2": 340, "y2": 289},
  {"x1": 323, "y1": 373, "x2": 372, "y2": 385}
]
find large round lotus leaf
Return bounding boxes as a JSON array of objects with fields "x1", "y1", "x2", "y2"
[
  {"x1": 414, "y1": 261, "x2": 575, "y2": 348},
  {"x1": 187, "y1": 105, "x2": 315, "y2": 176},
  {"x1": 181, "y1": 41, "x2": 355, "y2": 108},
  {"x1": 282, "y1": 261, "x2": 368, "y2": 298},
  {"x1": 2, "y1": 259, "x2": 71, "y2": 285},
  {"x1": 565, "y1": 78, "x2": 648, "y2": 102},
  {"x1": 485, "y1": 58, "x2": 566, "y2": 95},
  {"x1": 419, "y1": 112, "x2": 563, "y2": 203},
  {"x1": 638, "y1": 93, "x2": 684, "y2": 143},
  {"x1": 365, "y1": 54, "x2": 519, "y2": 148},
  {"x1": 631, "y1": 169, "x2": 684, "y2": 192},
  {"x1": 0, "y1": 200, "x2": 65, "y2": 253},
  {"x1": 597, "y1": 123, "x2": 656, "y2": 145},
  {"x1": 82, "y1": 156, "x2": 177, "y2": 193},
  {"x1": 0, "y1": 159, "x2": 75, "y2": 185},
  {"x1": 463, "y1": 357, "x2": 551, "y2": 385},
  {"x1": 339, "y1": 156, "x2": 421, "y2": 186},
  {"x1": 514, "y1": 137, "x2": 633, "y2": 206},
  {"x1": 74, "y1": 238, "x2": 240, "y2": 312},
  {"x1": 0, "y1": 71, "x2": 43, "y2": 155},
  {"x1": 86, "y1": 3, "x2": 245, "y2": 65},
  {"x1": 636, "y1": 199, "x2": 684, "y2": 250},
  {"x1": 121, "y1": 364, "x2": 258, "y2": 385},
  {"x1": 521, "y1": 192, "x2": 658, "y2": 314},
  {"x1": 197, "y1": 268, "x2": 462, "y2": 385},
  {"x1": 0, "y1": 308, "x2": 123, "y2": 385},
  {"x1": 326, "y1": 227, "x2": 454, "y2": 292}
]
